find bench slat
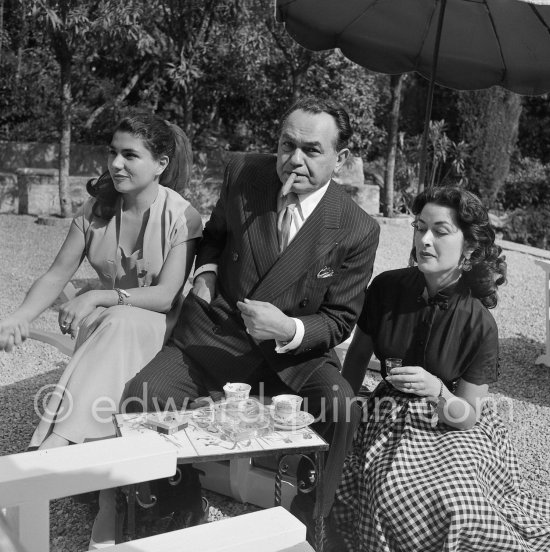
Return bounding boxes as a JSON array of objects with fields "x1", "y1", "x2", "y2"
[
  {"x1": 107, "y1": 507, "x2": 306, "y2": 552},
  {"x1": 0, "y1": 435, "x2": 177, "y2": 506},
  {"x1": 27, "y1": 328, "x2": 75, "y2": 356}
]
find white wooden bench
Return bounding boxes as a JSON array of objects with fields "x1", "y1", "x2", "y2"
[
  {"x1": 0, "y1": 434, "x2": 312, "y2": 552},
  {"x1": 103, "y1": 507, "x2": 313, "y2": 552},
  {"x1": 0, "y1": 434, "x2": 176, "y2": 552}
]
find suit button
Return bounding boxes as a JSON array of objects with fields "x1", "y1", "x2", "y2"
[
  {"x1": 300, "y1": 299, "x2": 309, "y2": 308},
  {"x1": 212, "y1": 325, "x2": 221, "y2": 334},
  {"x1": 232, "y1": 252, "x2": 239, "y2": 262}
]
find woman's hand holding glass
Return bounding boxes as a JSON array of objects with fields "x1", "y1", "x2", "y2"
[
  {"x1": 386, "y1": 365, "x2": 441, "y2": 397},
  {"x1": 0, "y1": 315, "x2": 29, "y2": 352}
]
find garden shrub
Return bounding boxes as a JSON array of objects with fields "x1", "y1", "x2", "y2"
[
  {"x1": 499, "y1": 158, "x2": 550, "y2": 249},
  {"x1": 504, "y1": 207, "x2": 550, "y2": 250},
  {"x1": 183, "y1": 152, "x2": 221, "y2": 216}
]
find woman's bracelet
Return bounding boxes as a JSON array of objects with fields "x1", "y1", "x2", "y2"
[
  {"x1": 114, "y1": 288, "x2": 132, "y2": 306},
  {"x1": 428, "y1": 376, "x2": 446, "y2": 410},
  {"x1": 435, "y1": 376, "x2": 444, "y2": 398}
]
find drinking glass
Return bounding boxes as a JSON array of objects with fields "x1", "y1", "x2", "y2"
[{"x1": 385, "y1": 358, "x2": 403, "y2": 372}]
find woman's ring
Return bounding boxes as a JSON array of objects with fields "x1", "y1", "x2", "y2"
[
  {"x1": 407, "y1": 382, "x2": 412, "y2": 389},
  {"x1": 61, "y1": 322, "x2": 69, "y2": 329}
]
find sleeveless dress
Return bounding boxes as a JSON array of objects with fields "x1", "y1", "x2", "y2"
[
  {"x1": 29, "y1": 186, "x2": 202, "y2": 447},
  {"x1": 333, "y1": 268, "x2": 550, "y2": 551}
]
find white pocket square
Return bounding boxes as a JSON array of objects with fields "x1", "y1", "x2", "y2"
[{"x1": 316, "y1": 266, "x2": 334, "y2": 279}]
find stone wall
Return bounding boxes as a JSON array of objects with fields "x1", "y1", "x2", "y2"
[
  {"x1": 0, "y1": 140, "x2": 103, "y2": 215},
  {"x1": 16, "y1": 169, "x2": 91, "y2": 216},
  {"x1": 0, "y1": 172, "x2": 18, "y2": 213},
  {"x1": 0, "y1": 141, "x2": 105, "y2": 176},
  {"x1": 192, "y1": 150, "x2": 380, "y2": 215},
  {"x1": 345, "y1": 182, "x2": 380, "y2": 215},
  {"x1": 333, "y1": 154, "x2": 379, "y2": 215},
  {"x1": 2, "y1": 146, "x2": 380, "y2": 216}
]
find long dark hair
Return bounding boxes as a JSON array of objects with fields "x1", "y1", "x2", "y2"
[
  {"x1": 411, "y1": 187, "x2": 507, "y2": 308},
  {"x1": 86, "y1": 111, "x2": 193, "y2": 220}
]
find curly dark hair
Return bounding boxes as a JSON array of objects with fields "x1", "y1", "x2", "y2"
[
  {"x1": 411, "y1": 187, "x2": 507, "y2": 308},
  {"x1": 86, "y1": 111, "x2": 192, "y2": 220}
]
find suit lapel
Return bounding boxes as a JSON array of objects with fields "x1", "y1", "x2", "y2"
[
  {"x1": 251, "y1": 181, "x2": 343, "y2": 302},
  {"x1": 243, "y1": 169, "x2": 281, "y2": 279}
]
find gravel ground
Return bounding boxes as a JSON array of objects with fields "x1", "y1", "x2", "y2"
[{"x1": 1, "y1": 213, "x2": 549, "y2": 550}]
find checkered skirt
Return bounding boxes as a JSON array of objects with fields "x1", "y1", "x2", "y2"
[{"x1": 332, "y1": 381, "x2": 550, "y2": 551}]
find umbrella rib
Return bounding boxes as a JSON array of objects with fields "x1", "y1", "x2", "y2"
[
  {"x1": 333, "y1": 0, "x2": 380, "y2": 42},
  {"x1": 484, "y1": 2, "x2": 507, "y2": 85},
  {"x1": 414, "y1": 0, "x2": 438, "y2": 71},
  {"x1": 529, "y1": 4, "x2": 550, "y2": 35},
  {"x1": 528, "y1": 3, "x2": 550, "y2": 94}
]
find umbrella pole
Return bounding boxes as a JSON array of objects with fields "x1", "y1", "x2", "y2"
[{"x1": 418, "y1": 0, "x2": 448, "y2": 193}]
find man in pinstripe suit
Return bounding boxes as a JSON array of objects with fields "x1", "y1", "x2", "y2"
[{"x1": 124, "y1": 96, "x2": 379, "y2": 531}]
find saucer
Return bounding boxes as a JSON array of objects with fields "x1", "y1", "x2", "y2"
[{"x1": 273, "y1": 410, "x2": 315, "y2": 430}]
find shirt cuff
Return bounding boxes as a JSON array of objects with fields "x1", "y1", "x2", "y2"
[
  {"x1": 275, "y1": 318, "x2": 304, "y2": 353},
  {"x1": 193, "y1": 264, "x2": 218, "y2": 280}
]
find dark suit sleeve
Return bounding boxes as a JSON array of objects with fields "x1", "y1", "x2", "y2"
[
  {"x1": 296, "y1": 217, "x2": 380, "y2": 354},
  {"x1": 194, "y1": 159, "x2": 235, "y2": 270}
]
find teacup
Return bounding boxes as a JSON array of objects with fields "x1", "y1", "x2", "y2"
[
  {"x1": 223, "y1": 382, "x2": 251, "y2": 402},
  {"x1": 272, "y1": 394, "x2": 303, "y2": 423}
]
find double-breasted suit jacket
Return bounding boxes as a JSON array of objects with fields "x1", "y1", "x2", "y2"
[{"x1": 172, "y1": 153, "x2": 380, "y2": 391}]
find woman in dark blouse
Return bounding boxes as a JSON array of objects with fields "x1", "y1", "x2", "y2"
[{"x1": 332, "y1": 187, "x2": 550, "y2": 551}]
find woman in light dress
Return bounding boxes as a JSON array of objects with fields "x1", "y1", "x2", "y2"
[{"x1": 0, "y1": 111, "x2": 202, "y2": 547}]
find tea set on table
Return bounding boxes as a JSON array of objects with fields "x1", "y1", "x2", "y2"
[
  {"x1": 191, "y1": 382, "x2": 315, "y2": 442},
  {"x1": 223, "y1": 382, "x2": 314, "y2": 429}
]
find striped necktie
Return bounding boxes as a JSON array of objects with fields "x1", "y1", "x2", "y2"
[{"x1": 277, "y1": 192, "x2": 302, "y2": 253}]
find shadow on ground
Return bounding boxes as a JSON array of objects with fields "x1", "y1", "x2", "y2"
[
  {"x1": 493, "y1": 336, "x2": 550, "y2": 408},
  {"x1": 0, "y1": 365, "x2": 65, "y2": 455}
]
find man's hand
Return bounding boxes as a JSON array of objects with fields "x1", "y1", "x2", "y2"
[
  {"x1": 236, "y1": 298, "x2": 296, "y2": 342},
  {"x1": 192, "y1": 272, "x2": 217, "y2": 304}
]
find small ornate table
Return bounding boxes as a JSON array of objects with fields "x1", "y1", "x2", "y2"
[{"x1": 114, "y1": 409, "x2": 328, "y2": 551}]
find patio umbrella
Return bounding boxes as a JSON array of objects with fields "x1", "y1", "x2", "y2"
[{"x1": 275, "y1": 0, "x2": 550, "y2": 189}]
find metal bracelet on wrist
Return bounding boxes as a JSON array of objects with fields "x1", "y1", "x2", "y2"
[
  {"x1": 428, "y1": 376, "x2": 446, "y2": 408},
  {"x1": 435, "y1": 377, "x2": 446, "y2": 408},
  {"x1": 114, "y1": 288, "x2": 131, "y2": 306},
  {"x1": 436, "y1": 376, "x2": 444, "y2": 398}
]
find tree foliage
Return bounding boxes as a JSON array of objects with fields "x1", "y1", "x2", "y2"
[
  {"x1": 518, "y1": 94, "x2": 550, "y2": 164},
  {"x1": 457, "y1": 88, "x2": 522, "y2": 206},
  {"x1": 0, "y1": 0, "x2": 548, "y2": 223},
  {"x1": 0, "y1": 0, "x2": 384, "y2": 154}
]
